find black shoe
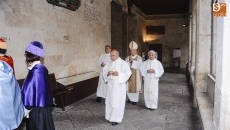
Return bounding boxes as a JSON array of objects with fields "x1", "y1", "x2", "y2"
[
  {"x1": 93, "y1": 97, "x2": 102, "y2": 102},
  {"x1": 112, "y1": 122, "x2": 118, "y2": 126},
  {"x1": 51, "y1": 104, "x2": 56, "y2": 108},
  {"x1": 132, "y1": 102, "x2": 136, "y2": 105},
  {"x1": 150, "y1": 109, "x2": 156, "y2": 111},
  {"x1": 126, "y1": 99, "x2": 131, "y2": 103}
]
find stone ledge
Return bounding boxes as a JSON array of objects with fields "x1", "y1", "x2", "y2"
[
  {"x1": 190, "y1": 74, "x2": 195, "y2": 88},
  {"x1": 207, "y1": 74, "x2": 216, "y2": 82},
  {"x1": 196, "y1": 92, "x2": 214, "y2": 130},
  {"x1": 206, "y1": 74, "x2": 216, "y2": 105}
]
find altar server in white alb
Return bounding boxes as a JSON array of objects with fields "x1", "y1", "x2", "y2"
[
  {"x1": 125, "y1": 41, "x2": 143, "y2": 105},
  {"x1": 94, "y1": 45, "x2": 111, "y2": 102},
  {"x1": 140, "y1": 50, "x2": 164, "y2": 111},
  {"x1": 103, "y1": 49, "x2": 131, "y2": 126}
]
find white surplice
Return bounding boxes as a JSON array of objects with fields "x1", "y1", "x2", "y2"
[
  {"x1": 103, "y1": 57, "x2": 131, "y2": 123},
  {"x1": 125, "y1": 55, "x2": 143, "y2": 102},
  {"x1": 140, "y1": 59, "x2": 164, "y2": 109},
  {"x1": 96, "y1": 53, "x2": 111, "y2": 98}
]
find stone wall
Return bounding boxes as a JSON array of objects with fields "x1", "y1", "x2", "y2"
[
  {"x1": 111, "y1": 0, "x2": 147, "y2": 58},
  {"x1": 213, "y1": 0, "x2": 230, "y2": 129},
  {"x1": 112, "y1": 0, "x2": 188, "y2": 64},
  {"x1": 145, "y1": 19, "x2": 189, "y2": 68},
  {"x1": 111, "y1": 1, "x2": 123, "y2": 57},
  {"x1": 0, "y1": 0, "x2": 112, "y2": 79},
  {"x1": 127, "y1": 14, "x2": 146, "y2": 56}
]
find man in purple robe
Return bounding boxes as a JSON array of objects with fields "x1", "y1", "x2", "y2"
[{"x1": 21, "y1": 41, "x2": 55, "y2": 130}]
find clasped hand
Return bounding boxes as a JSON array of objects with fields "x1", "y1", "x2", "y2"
[
  {"x1": 101, "y1": 62, "x2": 106, "y2": 67},
  {"x1": 147, "y1": 69, "x2": 155, "y2": 73},
  {"x1": 108, "y1": 71, "x2": 119, "y2": 76}
]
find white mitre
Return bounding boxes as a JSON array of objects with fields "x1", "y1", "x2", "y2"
[{"x1": 129, "y1": 41, "x2": 138, "y2": 50}]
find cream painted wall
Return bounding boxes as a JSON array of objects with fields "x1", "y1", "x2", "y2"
[
  {"x1": 0, "y1": 0, "x2": 112, "y2": 79},
  {"x1": 145, "y1": 19, "x2": 189, "y2": 68}
]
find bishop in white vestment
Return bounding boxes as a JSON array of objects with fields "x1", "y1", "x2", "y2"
[
  {"x1": 103, "y1": 49, "x2": 131, "y2": 126},
  {"x1": 140, "y1": 50, "x2": 164, "y2": 110},
  {"x1": 94, "y1": 45, "x2": 111, "y2": 102},
  {"x1": 125, "y1": 41, "x2": 143, "y2": 105}
]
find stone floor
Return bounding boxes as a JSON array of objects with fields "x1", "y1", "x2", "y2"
[{"x1": 19, "y1": 72, "x2": 202, "y2": 130}]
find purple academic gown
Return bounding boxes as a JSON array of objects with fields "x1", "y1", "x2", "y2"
[{"x1": 21, "y1": 63, "x2": 55, "y2": 130}]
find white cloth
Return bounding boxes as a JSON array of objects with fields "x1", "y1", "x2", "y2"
[
  {"x1": 103, "y1": 58, "x2": 131, "y2": 123},
  {"x1": 125, "y1": 55, "x2": 143, "y2": 102},
  {"x1": 140, "y1": 59, "x2": 164, "y2": 109},
  {"x1": 96, "y1": 53, "x2": 111, "y2": 98},
  {"x1": 127, "y1": 92, "x2": 139, "y2": 102},
  {"x1": 107, "y1": 58, "x2": 122, "y2": 108},
  {"x1": 28, "y1": 61, "x2": 41, "y2": 70},
  {"x1": 24, "y1": 107, "x2": 31, "y2": 118}
]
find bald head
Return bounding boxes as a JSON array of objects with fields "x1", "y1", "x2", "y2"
[
  {"x1": 110, "y1": 49, "x2": 119, "y2": 61},
  {"x1": 111, "y1": 49, "x2": 118, "y2": 54}
]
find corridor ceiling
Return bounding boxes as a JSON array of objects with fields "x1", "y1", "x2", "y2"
[{"x1": 132, "y1": 0, "x2": 190, "y2": 15}]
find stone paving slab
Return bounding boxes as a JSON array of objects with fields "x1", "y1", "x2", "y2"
[
  {"x1": 165, "y1": 122, "x2": 202, "y2": 130},
  {"x1": 54, "y1": 120, "x2": 75, "y2": 130}
]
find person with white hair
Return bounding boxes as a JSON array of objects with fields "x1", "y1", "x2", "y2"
[
  {"x1": 125, "y1": 41, "x2": 143, "y2": 105},
  {"x1": 140, "y1": 50, "x2": 164, "y2": 111}
]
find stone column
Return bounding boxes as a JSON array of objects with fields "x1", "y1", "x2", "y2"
[
  {"x1": 213, "y1": 0, "x2": 230, "y2": 129},
  {"x1": 190, "y1": 0, "x2": 197, "y2": 85},
  {"x1": 194, "y1": 0, "x2": 212, "y2": 92},
  {"x1": 189, "y1": 0, "x2": 198, "y2": 107},
  {"x1": 188, "y1": 0, "x2": 192, "y2": 71}
]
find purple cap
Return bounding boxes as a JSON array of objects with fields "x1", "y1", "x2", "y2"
[{"x1": 25, "y1": 41, "x2": 44, "y2": 57}]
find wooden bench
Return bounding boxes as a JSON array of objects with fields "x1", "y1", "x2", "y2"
[
  {"x1": 17, "y1": 73, "x2": 69, "y2": 111},
  {"x1": 48, "y1": 73, "x2": 70, "y2": 111}
]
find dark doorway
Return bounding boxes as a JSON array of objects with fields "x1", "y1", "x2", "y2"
[
  {"x1": 111, "y1": 1, "x2": 123, "y2": 58},
  {"x1": 149, "y1": 44, "x2": 162, "y2": 62}
]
